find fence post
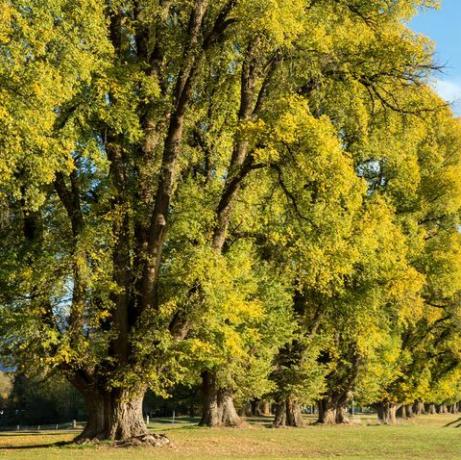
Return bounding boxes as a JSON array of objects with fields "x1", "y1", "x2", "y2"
[
  {"x1": 16, "y1": 425, "x2": 19, "y2": 431},
  {"x1": 146, "y1": 415, "x2": 149, "y2": 426},
  {"x1": 72, "y1": 419, "x2": 77, "y2": 429}
]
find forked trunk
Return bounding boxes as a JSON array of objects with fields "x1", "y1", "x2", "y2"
[
  {"x1": 317, "y1": 397, "x2": 336, "y2": 424},
  {"x1": 377, "y1": 401, "x2": 398, "y2": 425},
  {"x1": 199, "y1": 372, "x2": 242, "y2": 427},
  {"x1": 272, "y1": 396, "x2": 303, "y2": 427}
]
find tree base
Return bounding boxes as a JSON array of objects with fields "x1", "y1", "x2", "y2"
[
  {"x1": 75, "y1": 432, "x2": 170, "y2": 447},
  {"x1": 115, "y1": 433, "x2": 170, "y2": 447}
]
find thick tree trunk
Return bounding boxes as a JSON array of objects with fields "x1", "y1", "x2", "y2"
[
  {"x1": 219, "y1": 390, "x2": 243, "y2": 427},
  {"x1": 199, "y1": 372, "x2": 242, "y2": 427},
  {"x1": 377, "y1": 402, "x2": 398, "y2": 425},
  {"x1": 335, "y1": 405, "x2": 350, "y2": 424},
  {"x1": 272, "y1": 401, "x2": 286, "y2": 427},
  {"x1": 77, "y1": 390, "x2": 107, "y2": 441},
  {"x1": 317, "y1": 398, "x2": 336, "y2": 424},
  {"x1": 285, "y1": 397, "x2": 304, "y2": 427},
  {"x1": 250, "y1": 399, "x2": 271, "y2": 416},
  {"x1": 75, "y1": 386, "x2": 167, "y2": 445},
  {"x1": 199, "y1": 371, "x2": 220, "y2": 427},
  {"x1": 272, "y1": 396, "x2": 303, "y2": 427}
]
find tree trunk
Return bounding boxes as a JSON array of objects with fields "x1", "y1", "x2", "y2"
[
  {"x1": 413, "y1": 401, "x2": 425, "y2": 415},
  {"x1": 199, "y1": 371, "x2": 220, "y2": 427},
  {"x1": 272, "y1": 396, "x2": 303, "y2": 427},
  {"x1": 335, "y1": 405, "x2": 350, "y2": 424},
  {"x1": 272, "y1": 401, "x2": 286, "y2": 427},
  {"x1": 396, "y1": 405, "x2": 407, "y2": 419},
  {"x1": 436, "y1": 404, "x2": 447, "y2": 414},
  {"x1": 250, "y1": 399, "x2": 271, "y2": 417},
  {"x1": 317, "y1": 398, "x2": 336, "y2": 424},
  {"x1": 250, "y1": 399, "x2": 259, "y2": 416},
  {"x1": 406, "y1": 404, "x2": 414, "y2": 418},
  {"x1": 77, "y1": 390, "x2": 107, "y2": 441},
  {"x1": 260, "y1": 399, "x2": 271, "y2": 416},
  {"x1": 377, "y1": 402, "x2": 398, "y2": 425},
  {"x1": 199, "y1": 372, "x2": 242, "y2": 427},
  {"x1": 219, "y1": 389, "x2": 243, "y2": 427},
  {"x1": 75, "y1": 386, "x2": 167, "y2": 445},
  {"x1": 285, "y1": 396, "x2": 304, "y2": 427},
  {"x1": 426, "y1": 403, "x2": 436, "y2": 415}
]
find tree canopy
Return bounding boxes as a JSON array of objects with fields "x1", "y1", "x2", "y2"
[{"x1": 1, "y1": 0, "x2": 461, "y2": 443}]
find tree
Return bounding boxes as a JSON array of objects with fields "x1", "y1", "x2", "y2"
[{"x1": 0, "y1": 0, "x2": 454, "y2": 443}]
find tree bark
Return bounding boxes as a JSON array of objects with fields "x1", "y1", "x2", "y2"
[
  {"x1": 405, "y1": 404, "x2": 414, "y2": 418},
  {"x1": 335, "y1": 405, "x2": 350, "y2": 424},
  {"x1": 199, "y1": 371, "x2": 220, "y2": 427},
  {"x1": 199, "y1": 372, "x2": 242, "y2": 427},
  {"x1": 317, "y1": 398, "x2": 336, "y2": 424},
  {"x1": 413, "y1": 401, "x2": 425, "y2": 415},
  {"x1": 377, "y1": 402, "x2": 398, "y2": 425},
  {"x1": 219, "y1": 389, "x2": 243, "y2": 427},
  {"x1": 272, "y1": 401, "x2": 286, "y2": 427},
  {"x1": 272, "y1": 396, "x2": 303, "y2": 427},
  {"x1": 260, "y1": 399, "x2": 271, "y2": 416},
  {"x1": 396, "y1": 405, "x2": 407, "y2": 419},
  {"x1": 285, "y1": 396, "x2": 304, "y2": 427},
  {"x1": 75, "y1": 386, "x2": 153, "y2": 443},
  {"x1": 426, "y1": 403, "x2": 436, "y2": 415}
]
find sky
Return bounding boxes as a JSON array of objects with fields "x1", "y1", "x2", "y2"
[{"x1": 411, "y1": 0, "x2": 461, "y2": 114}]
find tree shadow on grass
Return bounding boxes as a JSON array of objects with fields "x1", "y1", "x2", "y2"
[
  {"x1": 444, "y1": 417, "x2": 461, "y2": 428},
  {"x1": 0, "y1": 440, "x2": 74, "y2": 450}
]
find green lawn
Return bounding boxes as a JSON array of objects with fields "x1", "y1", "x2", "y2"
[{"x1": 1, "y1": 414, "x2": 461, "y2": 460}]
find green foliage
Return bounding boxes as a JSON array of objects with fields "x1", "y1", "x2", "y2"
[{"x1": 0, "y1": 0, "x2": 460, "y2": 422}]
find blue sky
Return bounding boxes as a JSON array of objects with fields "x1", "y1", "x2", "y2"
[{"x1": 411, "y1": 0, "x2": 461, "y2": 114}]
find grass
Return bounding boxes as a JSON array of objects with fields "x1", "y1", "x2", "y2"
[{"x1": 1, "y1": 414, "x2": 461, "y2": 460}]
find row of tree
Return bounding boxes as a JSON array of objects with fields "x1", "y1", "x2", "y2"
[{"x1": 1, "y1": 0, "x2": 461, "y2": 443}]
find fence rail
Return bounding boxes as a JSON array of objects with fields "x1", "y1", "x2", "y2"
[{"x1": 0, "y1": 421, "x2": 83, "y2": 432}]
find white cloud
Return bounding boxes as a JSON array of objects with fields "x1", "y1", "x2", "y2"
[{"x1": 432, "y1": 78, "x2": 461, "y2": 113}]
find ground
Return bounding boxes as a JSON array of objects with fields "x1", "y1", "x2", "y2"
[{"x1": 1, "y1": 414, "x2": 461, "y2": 460}]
